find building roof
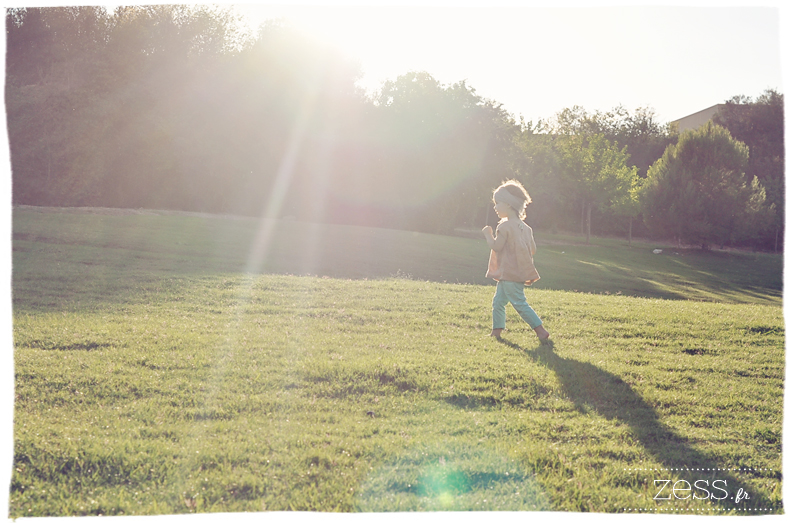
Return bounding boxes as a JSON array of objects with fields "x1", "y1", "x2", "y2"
[{"x1": 671, "y1": 104, "x2": 724, "y2": 133}]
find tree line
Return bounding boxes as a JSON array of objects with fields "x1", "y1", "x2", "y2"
[{"x1": 6, "y1": 6, "x2": 784, "y2": 250}]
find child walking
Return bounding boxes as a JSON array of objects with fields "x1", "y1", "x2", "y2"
[{"x1": 482, "y1": 180, "x2": 549, "y2": 341}]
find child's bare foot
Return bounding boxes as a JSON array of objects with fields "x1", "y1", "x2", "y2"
[
  {"x1": 534, "y1": 325, "x2": 550, "y2": 340},
  {"x1": 490, "y1": 328, "x2": 503, "y2": 339}
]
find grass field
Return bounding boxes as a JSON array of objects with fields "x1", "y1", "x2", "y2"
[{"x1": 10, "y1": 206, "x2": 785, "y2": 516}]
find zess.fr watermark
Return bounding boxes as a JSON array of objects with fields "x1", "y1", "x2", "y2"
[
  {"x1": 624, "y1": 467, "x2": 782, "y2": 514},
  {"x1": 653, "y1": 478, "x2": 749, "y2": 503}
]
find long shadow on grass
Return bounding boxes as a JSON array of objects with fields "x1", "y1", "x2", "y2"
[{"x1": 500, "y1": 339, "x2": 780, "y2": 513}]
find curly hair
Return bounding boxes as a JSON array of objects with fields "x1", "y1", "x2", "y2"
[{"x1": 493, "y1": 179, "x2": 532, "y2": 219}]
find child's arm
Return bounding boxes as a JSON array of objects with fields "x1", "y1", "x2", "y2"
[{"x1": 482, "y1": 225, "x2": 507, "y2": 251}]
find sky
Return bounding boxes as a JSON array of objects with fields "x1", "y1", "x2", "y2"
[
  {"x1": 227, "y1": 0, "x2": 783, "y2": 125},
  {"x1": 17, "y1": 0, "x2": 781, "y2": 123}
]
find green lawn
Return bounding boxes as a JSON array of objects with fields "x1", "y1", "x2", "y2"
[{"x1": 10, "y1": 206, "x2": 784, "y2": 516}]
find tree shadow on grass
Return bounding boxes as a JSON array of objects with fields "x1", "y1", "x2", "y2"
[{"x1": 498, "y1": 338, "x2": 781, "y2": 513}]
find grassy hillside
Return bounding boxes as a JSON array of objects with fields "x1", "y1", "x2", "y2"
[
  {"x1": 12, "y1": 206, "x2": 782, "y2": 308},
  {"x1": 10, "y1": 207, "x2": 784, "y2": 516}
]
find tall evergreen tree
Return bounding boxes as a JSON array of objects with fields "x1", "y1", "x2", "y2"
[
  {"x1": 640, "y1": 122, "x2": 770, "y2": 249},
  {"x1": 713, "y1": 90, "x2": 784, "y2": 251}
]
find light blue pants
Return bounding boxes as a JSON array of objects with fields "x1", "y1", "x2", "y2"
[{"x1": 492, "y1": 280, "x2": 542, "y2": 330}]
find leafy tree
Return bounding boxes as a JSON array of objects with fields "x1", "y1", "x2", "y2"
[
  {"x1": 5, "y1": 6, "x2": 112, "y2": 89},
  {"x1": 512, "y1": 121, "x2": 563, "y2": 232},
  {"x1": 6, "y1": 5, "x2": 252, "y2": 209},
  {"x1": 539, "y1": 105, "x2": 675, "y2": 238},
  {"x1": 554, "y1": 133, "x2": 639, "y2": 243},
  {"x1": 640, "y1": 122, "x2": 770, "y2": 249},
  {"x1": 5, "y1": 7, "x2": 117, "y2": 205},
  {"x1": 547, "y1": 104, "x2": 676, "y2": 178},
  {"x1": 363, "y1": 72, "x2": 520, "y2": 233},
  {"x1": 6, "y1": 7, "x2": 362, "y2": 215},
  {"x1": 5, "y1": 7, "x2": 524, "y2": 237}
]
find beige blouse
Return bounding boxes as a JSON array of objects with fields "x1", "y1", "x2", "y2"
[{"x1": 486, "y1": 218, "x2": 540, "y2": 285}]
